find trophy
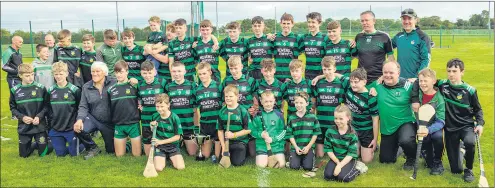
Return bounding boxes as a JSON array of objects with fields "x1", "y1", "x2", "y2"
[{"x1": 190, "y1": 124, "x2": 210, "y2": 161}]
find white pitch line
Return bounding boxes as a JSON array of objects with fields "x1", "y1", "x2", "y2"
[
  {"x1": 1, "y1": 136, "x2": 11, "y2": 141},
  {"x1": 0, "y1": 117, "x2": 7, "y2": 121},
  {"x1": 2, "y1": 124, "x2": 14, "y2": 127},
  {"x1": 256, "y1": 167, "x2": 270, "y2": 187}
]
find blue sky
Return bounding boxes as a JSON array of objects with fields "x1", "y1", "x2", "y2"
[{"x1": 1, "y1": 1, "x2": 492, "y2": 32}]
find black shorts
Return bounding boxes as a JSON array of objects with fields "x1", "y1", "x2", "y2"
[
  {"x1": 182, "y1": 129, "x2": 194, "y2": 141},
  {"x1": 356, "y1": 129, "x2": 373, "y2": 148},
  {"x1": 200, "y1": 124, "x2": 217, "y2": 141},
  {"x1": 155, "y1": 144, "x2": 180, "y2": 158},
  {"x1": 142, "y1": 126, "x2": 152, "y2": 144},
  {"x1": 316, "y1": 127, "x2": 329, "y2": 144}
]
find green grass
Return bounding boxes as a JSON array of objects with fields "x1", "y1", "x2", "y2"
[{"x1": 1, "y1": 36, "x2": 493, "y2": 187}]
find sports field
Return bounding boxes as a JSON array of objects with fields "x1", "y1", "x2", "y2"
[{"x1": 0, "y1": 35, "x2": 493, "y2": 187}]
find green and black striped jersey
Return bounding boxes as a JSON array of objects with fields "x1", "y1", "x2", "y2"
[
  {"x1": 246, "y1": 34, "x2": 274, "y2": 72},
  {"x1": 255, "y1": 78, "x2": 286, "y2": 109},
  {"x1": 165, "y1": 80, "x2": 196, "y2": 132},
  {"x1": 341, "y1": 76, "x2": 378, "y2": 131},
  {"x1": 216, "y1": 105, "x2": 252, "y2": 144},
  {"x1": 48, "y1": 83, "x2": 81, "y2": 132},
  {"x1": 108, "y1": 82, "x2": 140, "y2": 126},
  {"x1": 122, "y1": 44, "x2": 146, "y2": 82},
  {"x1": 9, "y1": 82, "x2": 49, "y2": 134},
  {"x1": 219, "y1": 37, "x2": 249, "y2": 75},
  {"x1": 194, "y1": 37, "x2": 220, "y2": 81},
  {"x1": 300, "y1": 32, "x2": 326, "y2": 79},
  {"x1": 157, "y1": 48, "x2": 170, "y2": 81},
  {"x1": 152, "y1": 112, "x2": 183, "y2": 146},
  {"x1": 221, "y1": 75, "x2": 257, "y2": 110},
  {"x1": 195, "y1": 80, "x2": 222, "y2": 130},
  {"x1": 147, "y1": 31, "x2": 168, "y2": 44},
  {"x1": 323, "y1": 125, "x2": 359, "y2": 160},
  {"x1": 138, "y1": 78, "x2": 167, "y2": 127},
  {"x1": 286, "y1": 112, "x2": 321, "y2": 150},
  {"x1": 324, "y1": 39, "x2": 356, "y2": 77},
  {"x1": 80, "y1": 51, "x2": 97, "y2": 83},
  {"x1": 313, "y1": 77, "x2": 345, "y2": 129},
  {"x1": 168, "y1": 36, "x2": 197, "y2": 81},
  {"x1": 282, "y1": 79, "x2": 313, "y2": 115},
  {"x1": 273, "y1": 32, "x2": 302, "y2": 80}
]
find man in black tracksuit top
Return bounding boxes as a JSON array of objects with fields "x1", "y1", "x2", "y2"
[
  {"x1": 9, "y1": 64, "x2": 50, "y2": 158},
  {"x1": 412, "y1": 58, "x2": 484, "y2": 182},
  {"x1": 53, "y1": 30, "x2": 84, "y2": 87},
  {"x1": 2, "y1": 36, "x2": 24, "y2": 119}
]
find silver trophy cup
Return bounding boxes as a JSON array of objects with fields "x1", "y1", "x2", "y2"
[{"x1": 191, "y1": 133, "x2": 210, "y2": 161}]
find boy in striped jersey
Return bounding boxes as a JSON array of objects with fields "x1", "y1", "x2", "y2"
[
  {"x1": 219, "y1": 21, "x2": 249, "y2": 77},
  {"x1": 157, "y1": 24, "x2": 176, "y2": 81},
  {"x1": 53, "y1": 29, "x2": 83, "y2": 87},
  {"x1": 48, "y1": 62, "x2": 82, "y2": 157},
  {"x1": 286, "y1": 91, "x2": 321, "y2": 171},
  {"x1": 194, "y1": 20, "x2": 221, "y2": 82},
  {"x1": 166, "y1": 61, "x2": 198, "y2": 156},
  {"x1": 33, "y1": 44, "x2": 54, "y2": 88},
  {"x1": 312, "y1": 57, "x2": 346, "y2": 159},
  {"x1": 273, "y1": 13, "x2": 302, "y2": 82},
  {"x1": 151, "y1": 94, "x2": 185, "y2": 171},
  {"x1": 282, "y1": 59, "x2": 314, "y2": 118},
  {"x1": 324, "y1": 21, "x2": 356, "y2": 77},
  {"x1": 323, "y1": 105, "x2": 360, "y2": 182},
  {"x1": 10, "y1": 64, "x2": 51, "y2": 158},
  {"x1": 80, "y1": 34, "x2": 97, "y2": 83},
  {"x1": 246, "y1": 16, "x2": 274, "y2": 80},
  {"x1": 300, "y1": 12, "x2": 326, "y2": 81},
  {"x1": 250, "y1": 90, "x2": 286, "y2": 168},
  {"x1": 137, "y1": 61, "x2": 167, "y2": 156},
  {"x1": 255, "y1": 59, "x2": 286, "y2": 111},
  {"x1": 121, "y1": 30, "x2": 146, "y2": 82},
  {"x1": 341, "y1": 68, "x2": 378, "y2": 163},
  {"x1": 168, "y1": 19, "x2": 198, "y2": 82},
  {"x1": 217, "y1": 84, "x2": 252, "y2": 166},
  {"x1": 195, "y1": 62, "x2": 223, "y2": 162},
  {"x1": 221, "y1": 56, "x2": 258, "y2": 156},
  {"x1": 108, "y1": 61, "x2": 141, "y2": 157}
]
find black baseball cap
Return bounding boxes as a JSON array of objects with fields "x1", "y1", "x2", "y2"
[{"x1": 401, "y1": 8, "x2": 417, "y2": 18}]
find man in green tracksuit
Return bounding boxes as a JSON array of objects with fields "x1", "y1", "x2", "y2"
[
  {"x1": 96, "y1": 29, "x2": 123, "y2": 76},
  {"x1": 392, "y1": 8, "x2": 431, "y2": 79}
]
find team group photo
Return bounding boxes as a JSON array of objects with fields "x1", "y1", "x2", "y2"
[{"x1": 0, "y1": 1, "x2": 493, "y2": 187}]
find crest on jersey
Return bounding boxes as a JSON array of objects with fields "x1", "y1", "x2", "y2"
[
  {"x1": 271, "y1": 120, "x2": 276, "y2": 125},
  {"x1": 126, "y1": 89, "x2": 131, "y2": 94},
  {"x1": 31, "y1": 91, "x2": 37, "y2": 96},
  {"x1": 64, "y1": 93, "x2": 69, "y2": 99},
  {"x1": 456, "y1": 93, "x2": 463, "y2": 100},
  {"x1": 90, "y1": 58, "x2": 94, "y2": 63},
  {"x1": 39, "y1": 136, "x2": 46, "y2": 144},
  {"x1": 395, "y1": 91, "x2": 401, "y2": 97},
  {"x1": 411, "y1": 40, "x2": 415, "y2": 45},
  {"x1": 71, "y1": 51, "x2": 75, "y2": 56}
]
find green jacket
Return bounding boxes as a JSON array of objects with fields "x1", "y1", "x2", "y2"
[
  {"x1": 392, "y1": 26, "x2": 431, "y2": 79},
  {"x1": 96, "y1": 42, "x2": 123, "y2": 76}
]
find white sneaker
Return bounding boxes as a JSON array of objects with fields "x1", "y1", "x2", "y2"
[{"x1": 355, "y1": 161, "x2": 368, "y2": 174}]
